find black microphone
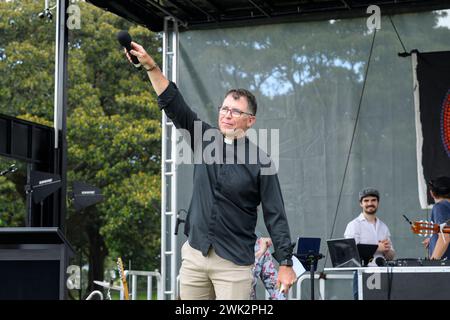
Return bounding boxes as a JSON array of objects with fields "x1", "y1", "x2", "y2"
[
  {"x1": 375, "y1": 256, "x2": 386, "y2": 266},
  {"x1": 117, "y1": 30, "x2": 141, "y2": 68},
  {"x1": 174, "y1": 216, "x2": 185, "y2": 236},
  {"x1": 174, "y1": 209, "x2": 187, "y2": 235}
]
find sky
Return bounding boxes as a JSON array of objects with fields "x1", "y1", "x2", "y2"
[{"x1": 436, "y1": 9, "x2": 450, "y2": 28}]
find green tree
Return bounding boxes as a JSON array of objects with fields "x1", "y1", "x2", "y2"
[{"x1": 0, "y1": 0, "x2": 162, "y2": 297}]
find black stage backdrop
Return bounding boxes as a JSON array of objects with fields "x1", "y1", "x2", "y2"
[{"x1": 414, "y1": 51, "x2": 450, "y2": 207}]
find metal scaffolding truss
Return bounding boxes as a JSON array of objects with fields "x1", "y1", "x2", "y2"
[{"x1": 160, "y1": 16, "x2": 179, "y2": 300}]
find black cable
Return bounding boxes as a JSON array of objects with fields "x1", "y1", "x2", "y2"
[
  {"x1": 324, "y1": 29, "x2": 378, "y2": 267},
  {"x1": 387, "y1": 266, "x2": 394, "y2": 300},
  {"x1": 388, "y1": 15, "x2": 408, "y2": 54}
]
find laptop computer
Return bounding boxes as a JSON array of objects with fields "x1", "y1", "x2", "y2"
[
  {"x1": 326, "y1": 238, "x2": 362, "y2": 268},
  {"x1": 357, "y1": 244, "x2": 378, "y2": 266},
  {"x1": 296, "y1": 237, "x2": 321, "y2": 271}
]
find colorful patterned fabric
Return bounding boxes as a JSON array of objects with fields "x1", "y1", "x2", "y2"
[{"x1": 251, "y1": 238, "x2": 287, "y2": 300}]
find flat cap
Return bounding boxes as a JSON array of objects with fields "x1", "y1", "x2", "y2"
[{"x1": 359, "y1": 188, "x2": 380, "y2": 202}]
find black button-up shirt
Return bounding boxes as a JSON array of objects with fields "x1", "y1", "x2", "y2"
[{"x1": 158, "y1": 82, "x2": 293, "y2": 266}]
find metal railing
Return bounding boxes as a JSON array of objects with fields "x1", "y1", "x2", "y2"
[
  {"x1": 291, "y1": 272, "x2": 354, "y2": 300},
  {"x1": 88, "y1": 269, "x2": 163, "y2": 300},
  {"x1": 124, "y1": 270, "x2": 163, "y2": 300}
]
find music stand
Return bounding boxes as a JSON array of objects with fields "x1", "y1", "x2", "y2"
[
  {"x1": 25, "y1": 170, "x2": 62, "y2": 227},
  {"x1": 357, "y1": 244, "x2": 378, "y2": 266},
  {"x1": 294, "y1": 237, "x2": 323, "y2": 300}
]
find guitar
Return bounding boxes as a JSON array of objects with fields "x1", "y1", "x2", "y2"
[
  {"x1": 410, "y1": 220, "x2": 450, "y2": 237},
  {"x1": 117, "y1": 257, "x2": 130, "y2": 300}
]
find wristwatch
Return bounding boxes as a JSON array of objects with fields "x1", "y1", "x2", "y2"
[{"x1": 279, "y1": 258, "x2": 293, "y2": 266}]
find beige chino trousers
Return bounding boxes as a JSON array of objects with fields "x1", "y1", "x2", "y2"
[{"x1": 179, "y1": 241, "x2": 253, "y2": 300}]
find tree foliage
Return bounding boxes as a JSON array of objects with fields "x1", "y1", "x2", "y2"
[{"x1": 0, "y1": 0, "x2": 162, "y2": 295}]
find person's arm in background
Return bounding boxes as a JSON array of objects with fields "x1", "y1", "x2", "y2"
[
  {"x1": 430, "y1": 234, "x2": 450, "y2": 259},
  {"x1": 430, "y1": 204, "x2": 450, "y2": 259}
]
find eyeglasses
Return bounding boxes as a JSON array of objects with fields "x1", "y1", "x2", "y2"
[{"x1": 218, "y1": 106, "x2": 254, "y2": 118}]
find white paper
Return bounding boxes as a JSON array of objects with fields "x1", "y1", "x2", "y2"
[{"x1": 292, "y1": 255, "x2": 307, "y2": 278}]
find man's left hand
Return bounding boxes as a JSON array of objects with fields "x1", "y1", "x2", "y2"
[
  {"x1": 378, "y1": 239, "x2": 391, "y2": 253},
  {"x1": 277, "y1": 266, "x2": 297, "y2": 295}
]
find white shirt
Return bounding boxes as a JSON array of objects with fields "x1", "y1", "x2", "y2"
[{"x1": 344, "y1": 213, "x2": 394, "y2": 263}]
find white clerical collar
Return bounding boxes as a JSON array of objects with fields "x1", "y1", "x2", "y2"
[{"x1": 224, "y1": 137, "x2": 233, "y2": 145}]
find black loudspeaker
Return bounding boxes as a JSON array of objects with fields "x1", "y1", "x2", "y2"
[
  {"x1": 0, "y1": 228, "x2": 74, "y2": 300},
  {"x1": 70, "y1": 181, "x2": 104, "y2": 212},
  {"x1": 0, "y1": 261, "x2": 60, "y2": 299}
]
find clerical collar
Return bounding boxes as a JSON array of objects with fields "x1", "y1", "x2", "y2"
[{"x1": 224, "y1": 137, "x2": 233, "y2": 145}]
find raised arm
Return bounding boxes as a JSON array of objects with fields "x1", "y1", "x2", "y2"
[
  {"x1": 124, "y1": 41, "x2": 209, "y2": 148},
  {"x1": 125, "y1": 41, "x2": 169, "y2": 95}
]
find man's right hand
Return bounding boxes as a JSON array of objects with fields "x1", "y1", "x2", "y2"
[
  {"x1": 123, "y1": 41, "x2": 169, "y2": 96},
  {"x1": 277, "y1": 266, "x2": 296, "y2": 295},
  {"x1": 422, "y1": 238, "x2": 430, "y2": 249},
  {"x1": 124, "y1": 41, "x2": 156, "y2": 71},
  {"x1": 377, "y1": 239, "x2": 391, "y2": 253}
]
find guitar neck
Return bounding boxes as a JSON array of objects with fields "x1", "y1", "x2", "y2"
[
  {"x1": 122, "y1": 279, "x2": 130, "y2": 300},
  {"x1": 117, "y1": 258, "x2": 129, "y2": 300},
  {"x1": 411, "y1": 221, "x2": 450, "y2": 236}
]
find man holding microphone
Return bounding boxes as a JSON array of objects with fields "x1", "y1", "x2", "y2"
[{"x1": 122, "y1": 39, "x2": 296, "y2": 300}]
